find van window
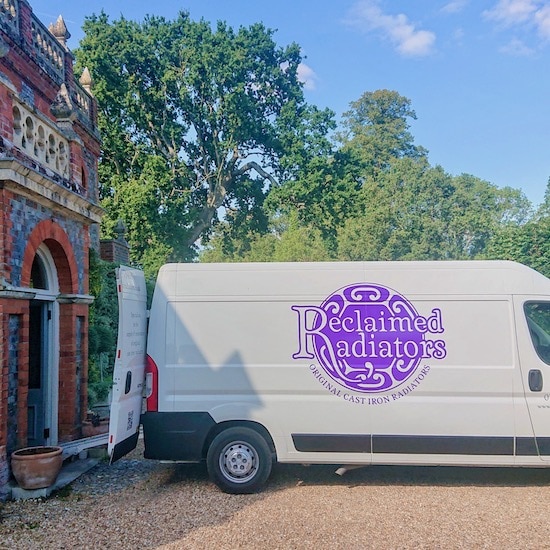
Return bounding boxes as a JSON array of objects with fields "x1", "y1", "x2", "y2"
[{"x1": 524, "y1": 302, "x2": 550, "y2": 364}]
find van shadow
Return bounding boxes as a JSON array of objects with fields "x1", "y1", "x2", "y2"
[
  {"x1": 160, "y1": 459, "x2": 550, "y2": 493},
  {"x1": 268, "y1": 462, "x2": 550, "y2": 489},
  {"x1": 163, "y1": 294, "x2": 264, "y2": 418}
]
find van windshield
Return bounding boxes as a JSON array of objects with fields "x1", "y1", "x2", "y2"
[{"x1": 525, "y1": 302, "x2": 550, "y2": 365}]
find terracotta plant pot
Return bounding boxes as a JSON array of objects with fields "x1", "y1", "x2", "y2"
[{"x1": 11, "y1": 446, "x2": 63, "y2": 490}]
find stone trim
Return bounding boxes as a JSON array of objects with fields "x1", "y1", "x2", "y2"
[
  {"x1": 0, "y1": 159, "x2": 103, "y2": 223},
  {"x1": 57, "y1": 294, "x2": 94, "y2": 305},
  {"x1": 30, "y1": 11, "x2": 65, "y2": 81}
]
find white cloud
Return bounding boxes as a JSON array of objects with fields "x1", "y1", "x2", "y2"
[
  {"x1": 441, "y1": 1, "x2": 470, "y2": 14},
  {"x1": 535, "y1": 4, "x2": 550, "y2": 38},
  {"x1": 281, "y1": 61, "x2": 318, "y2": 91},
  {"x1": 484, "y1": 0, "x2": 550, "y2": 39},
  {"x1": 346, "y1": 0, "x2": 436, "y2": 57},
  {"x1": 297, "y1": 63, "x2": 317, "y2": 91},
  {"x1": 499, "y1": 37, "x2": 536, "y2": 54},
  {"x1": 453, "y1": 27, "x2": 465, "y2": 40},
  {"x1": 483, "y1": 0, "x2": 538, "y2": 24}
]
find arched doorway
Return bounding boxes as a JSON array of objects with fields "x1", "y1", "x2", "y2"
[{"x1": 27, "y1": 245, "x2": 60, "y2": 446}]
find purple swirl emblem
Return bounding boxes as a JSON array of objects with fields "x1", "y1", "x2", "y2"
[{"x1": 292, "y1": 283, "x2": 445, "y2": 393}]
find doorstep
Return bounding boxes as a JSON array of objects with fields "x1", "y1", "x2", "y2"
[
  {"x1": 9, "y1": 456, "x2": 101, "y2": 500},
  {"x1": 9, "y1": 434, "x2": 109, "y2": 500}
]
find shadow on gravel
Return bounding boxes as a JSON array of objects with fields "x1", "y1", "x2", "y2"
[
  {"x1": 147, "y1": 460, "x2": 550, "y2": 496},
  {"x1": 267, "y1": 462, "x2": 550, "y2": 490},
  {"x1": 162, "y1": 462, "x2": 210, "y2": 486}
]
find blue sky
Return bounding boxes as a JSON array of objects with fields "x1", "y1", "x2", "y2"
[{"x1": 30, "y1": 0, "x2": 550, "y2": 207}]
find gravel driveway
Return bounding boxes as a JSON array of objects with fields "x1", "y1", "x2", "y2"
[{"x1": 2, "y1": 441, "x2": 550, "y2": 549}]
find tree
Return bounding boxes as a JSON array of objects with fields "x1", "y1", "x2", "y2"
[
  {"x1": 264, "y1": 90, "x2": 428, "y2": 254},
  {"x1": 201, "y1": 212, "x2": 331, "y2": 262},
  {"x1": 75, "y1": 12, "x2": 332, "y2": 274},
  {"x1": 485, "y1": 178, "x2": 550, "y2": 277},
  {"x1": 338, "y1": 89, "x2": 427, "y2": 176},
  {"x1": 264, "y1": 151, "x2": 362, "y2": 254},
  {"x1": 336, "y1": 158, "x2": 453, "y2": 261},
  {"x1": 336, "y1": 158, "x2": 532, "y2": 262}
]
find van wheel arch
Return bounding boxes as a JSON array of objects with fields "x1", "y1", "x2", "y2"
[{"x1": 203, "y1": 420, "x2": 277, "y2": 460}]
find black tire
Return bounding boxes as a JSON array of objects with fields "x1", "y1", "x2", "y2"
[{"x1": 206, "y1": 426, "x2": 273, "y2": 494}]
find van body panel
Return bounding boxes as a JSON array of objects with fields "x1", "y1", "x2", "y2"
[{"x1": 137, "y1": 261, "x2": 550, "y2": 472}]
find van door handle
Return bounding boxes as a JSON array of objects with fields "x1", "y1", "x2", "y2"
[
  {"x1": 529, "y1": 369, "x2": 543, "y2": 392},
  {"x1": 125, "y1": 371, "x2": 132, "y2": 394}
]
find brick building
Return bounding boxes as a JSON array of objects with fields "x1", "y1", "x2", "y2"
[{"x1": 0, "y1": 1, "x2": 102, "y2": 498}]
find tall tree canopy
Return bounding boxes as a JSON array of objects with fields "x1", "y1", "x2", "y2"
[
  {"x1": 204, "y1": 88, "x2": 534, "y2": 264},
  {"x1": 76, "y1": 10, "x2": 543, "y2": 273},
  {"x1": 264, "y1": 89, "x2": 428, "y2": 253},
  {"x1": 75, "y1": 11, "x2": 333, "y2": 274},
  {"x1": 338, "y1": 89, "x2": 427, "y2": 174},
  {"x1": 336, "y1": 159, "x2": 531, "y2": 262}
]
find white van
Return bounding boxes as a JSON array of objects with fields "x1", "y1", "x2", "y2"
[{"x1": 108, "y1": 261, "x2": 550, "y2": 493}]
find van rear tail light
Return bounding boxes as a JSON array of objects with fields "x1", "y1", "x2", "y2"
[{"x1": 145, "y1": 354, "x2": 158, "y2": 412}]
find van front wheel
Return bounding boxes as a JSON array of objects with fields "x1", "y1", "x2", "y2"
[{"x1": 207, "y1": 427, "x2": 272, "y2": 494}]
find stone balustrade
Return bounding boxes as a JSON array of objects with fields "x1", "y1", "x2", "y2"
[
  {"x1": 0, "y1": 0, "x2": 19, "y2": 37},
  {"x1": 12, "y1": 98, "x2": 70, "y2": 180},
  {"x1": 0, "y1": 0, "x2": 96, "y2": 129},
  {"x1": 31, "y1": 14, "x2": 65, "y2": 81}
]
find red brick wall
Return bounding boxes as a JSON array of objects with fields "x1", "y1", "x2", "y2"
[
  {"x1": 57, "y1": 303, "x2": 88, "y2": 441},
  {"x1": 1, "y1": 1, "x2": 102, "y2": 497},
  {"x1": 0, "y1": 299, "x2": 29, "y2": 450}
]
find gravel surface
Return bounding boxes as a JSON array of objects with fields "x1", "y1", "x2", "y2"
[{"x1": 2, "y1": 441, "x2": 550, "y2": 549}]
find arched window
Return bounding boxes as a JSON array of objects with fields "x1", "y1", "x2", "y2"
[
  {"x1": 30, "y1": 254, "x2": 48, "y2": 290},
  {"x1": 29, "y1": 244, "x2": 59, "y2": 296}
]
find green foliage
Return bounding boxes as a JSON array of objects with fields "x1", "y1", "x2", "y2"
[
  {"x1": 201, "y1": 213, "x2": 332, "y2": 262},
  {"x1": 75, "y1": 12, "x2": 331, "y2": 274},
  {"x1": 336, "y1": 159, "x2": 450, "y2": 260},
  {"x1": 338, "y1": 89, "x2": 428, "y2": 176},
  {"x1": 75, "y1": 5, "x2": 546, "y2": 276},
  {"x1": 264, "y1": 89, "x2": 429, "y2": 256},
  {"x1": 483, "y1": 180, "x2": 549, "y2": 277},
  {"x1": 485, "y1": 215, "x2": 550, "y2": 278},
  {"x1": 335, "y1": 158, "x2": 532, "y2": 262},
  {"x1": 266, "y1": 153, "x2": 362, "y2": 254},
  {"x1": 88, "y1": 250, "x2": 118, "y2": 406}
]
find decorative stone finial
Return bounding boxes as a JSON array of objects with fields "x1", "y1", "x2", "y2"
[
  {"x1": 48, "y1": 15, "x2": 71, "y2": 48},
  {"x1": 50, "y1": 83, "x2": 76, "y2": 121},
  {"x1": 115, "y1": 219, "x2": 128, "y2": 242},
  {"x1": 79, "y1": 67, "x2": 94, "y2": 94}
]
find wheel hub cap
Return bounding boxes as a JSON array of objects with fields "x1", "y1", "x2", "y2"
[{"x1": 222, "y1": 443, "x2": 256, "y2": 479}]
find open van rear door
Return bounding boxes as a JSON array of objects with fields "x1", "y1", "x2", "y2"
[{"x1": 108, "y1": 266, "x2": 148, "y2": 462}]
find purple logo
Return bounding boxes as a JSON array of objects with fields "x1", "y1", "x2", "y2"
[{"x1": 292, "y1": 283, "x2": 446, "y2": 393}]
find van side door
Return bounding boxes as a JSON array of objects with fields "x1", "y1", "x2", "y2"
[{"x1": 514, "y1": 297, "x2": 550, "y2": 461}]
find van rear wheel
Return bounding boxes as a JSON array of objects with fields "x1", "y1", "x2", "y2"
[{"x1": 207, "y1": 427, "x2": 272, "y2": 494}]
